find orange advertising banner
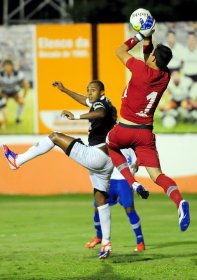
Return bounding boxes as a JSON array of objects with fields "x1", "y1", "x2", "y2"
[
  {"x1": 97, "y1": 24, "x2": 126, "y2": 114},
  {"x1": 35, "y1": 24, "x2": 92, "y2": 134}
]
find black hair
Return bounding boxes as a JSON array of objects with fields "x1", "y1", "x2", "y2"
[
  {"x1": 167, "y1": 30, "x2": 176, "y2": 35},
  {"x1": 3, "y1": 59, "x2": 13, "y2": 66},
  {"x1": 188, "y1": 31, "x2": 195, "y2": 36},
  {"x1": 153, "y1": 44, "x2": 173, "y2": 70},
  {"x1": 90, "y1": 80, "x2": 105, "y2": 91}
]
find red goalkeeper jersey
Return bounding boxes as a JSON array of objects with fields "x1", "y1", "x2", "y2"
[{"x1": 120, "y1": 57, "x2": 171, "y2": 124}]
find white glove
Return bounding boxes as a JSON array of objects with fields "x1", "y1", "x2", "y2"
[{"x1": 135, "y1": 16, "x2": 155, "y2": 41}]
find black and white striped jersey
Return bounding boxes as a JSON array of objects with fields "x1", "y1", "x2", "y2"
[
  {"x1": 0, "y1": 71, "x2": 25, "y2": 94},
  {"x1": 86, "y1": 96, "x2": 117, "y2": 146}
]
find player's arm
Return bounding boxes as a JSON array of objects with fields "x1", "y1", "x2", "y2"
[
  {"x1": 53, "y1": 81, "x2": 88, "y2": 106},
  {"x1": 116, "y1": 37, "x2": 138, "y2": 66},
  {"x1": 143, "y1": 36, "x2": 154, "y2": 62},
  {"x1": 116, "y1": 16, "x2": 155, "y2": 66},
  {"x1": 116, "y1": 32, "x2": 151, "y2": 66},
  {"x1": 61, "y1": 108, "x2": 106, "y2": 120},
  {"x1": 22, "y1": 79, "x2": 29, "y2": 97}
]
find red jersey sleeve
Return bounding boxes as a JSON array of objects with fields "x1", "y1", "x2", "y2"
[{"x1": 126, "y1": 57, "x2": 145, "y2": 75}]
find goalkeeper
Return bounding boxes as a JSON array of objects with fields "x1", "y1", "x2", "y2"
[{"x1": 106, "y1": 14, "x2": 190, "y2": 232}]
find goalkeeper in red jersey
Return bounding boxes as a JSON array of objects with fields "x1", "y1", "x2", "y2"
[{"x1": 106, "y1": 16, "x2": 190, "y2": 232}]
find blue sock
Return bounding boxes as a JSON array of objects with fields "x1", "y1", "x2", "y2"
[
  {"x1": 94, "y1": 211, "x2": 102, "y2": 239},
  {"x1": 127, "y1": 210, "x2": 144, "y2": 244}
]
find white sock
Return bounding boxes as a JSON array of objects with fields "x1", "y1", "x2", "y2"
[
  {"x1": 97, "y1": 203, "x2": 111, "y2": 245},
  {"x1": 16, "y1": 136, "x2": 55, "y2": 167},
  {"x1": 16, "y1": 105, "x2": 24, "y2": 120}
]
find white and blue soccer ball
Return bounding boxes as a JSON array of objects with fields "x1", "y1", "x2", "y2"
[
  {"x1": 130, "y1": 8, "x2": 151, "y2": 31},
  {"x1": 162, "y1": 115, "x2": 177, "y2": 128}
]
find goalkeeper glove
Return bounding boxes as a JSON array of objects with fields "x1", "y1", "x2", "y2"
[{"x1": 135, "y1": 16, "x2": 155, "y2": 41}]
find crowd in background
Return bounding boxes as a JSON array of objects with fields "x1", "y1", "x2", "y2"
[
  {"x1": 156, "y1": 22, "x2": 197, "y2": 128},
  {"x1": 0, "y1": 26, "x2": 33, "y2": 128}
]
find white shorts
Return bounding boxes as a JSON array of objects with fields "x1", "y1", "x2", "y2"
[{"x1": 67, "y1": 139, "x2": 113, "y2": 192}]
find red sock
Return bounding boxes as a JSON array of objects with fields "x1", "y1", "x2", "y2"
[
  {"x1": 108, "y1": 148, "x2": 135, "y2": 186},
  {"x1": 156, "y1": 174, "x2": 183, "y2": 207}
]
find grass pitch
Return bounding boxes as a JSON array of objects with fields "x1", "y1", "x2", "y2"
[
  {"x1": 0, "y1": 89, "x2": 35, "y2": 134},
  {"x1": 0, "y1": 194, "x2": 196, "y2": 280}
]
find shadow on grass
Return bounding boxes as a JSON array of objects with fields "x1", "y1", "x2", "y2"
[
  {"x1": 69, "y1": 243, "x2": 197, "y2": 280},
  {"x1": 69, "y1": 263, "x2": 140, "y2": 280},
  {"x1": 148, "y1": 240, "x2": 197, "y2": 250},
  {"x1": 110, "y1": 252, "x2": 197, "y2": 264}
]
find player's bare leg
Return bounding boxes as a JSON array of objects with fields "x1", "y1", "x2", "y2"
[
  {"x1": 14, "y1": 94, "x2": 24, "y2": 123},
  {"x1": 146, "y1": 166, "x2": 190, "y2": 231},
  {"x1": 49, "y1": 132, "x2": 76, "y2": 152}
]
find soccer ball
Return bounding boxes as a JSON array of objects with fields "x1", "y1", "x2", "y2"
[
  {"x1": 130, "y1": 8, "x2": 151, "y2": 31},
  {"x1": 162, "y1": 115, "x2": 177, "y2": 129}
]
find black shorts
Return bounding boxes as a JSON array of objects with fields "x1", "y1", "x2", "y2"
[{"x1": 2, "y1": 91, "x2": 18, "y2": 98}]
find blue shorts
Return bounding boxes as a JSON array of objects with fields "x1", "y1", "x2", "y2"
[{"x1": 94, "y1": 179, "x2": 134, "y2": 208}]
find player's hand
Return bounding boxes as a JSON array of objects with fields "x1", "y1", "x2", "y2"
[
  {"x1": 135, "y1": 16, "x2": 155, "y2": 41},
  {"x1": 61, "y1": 110, "x2": 74, "y2": 120},
  {"x1": 52, "y1": 81, "x2": 65, "y2": 91},
  {"x1": 140, "y1": 16, "x2": 155, "y2": 37}
]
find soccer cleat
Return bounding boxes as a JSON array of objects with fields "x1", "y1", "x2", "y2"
[
  {"x1": 2, "y1": 145, "x2": 19, "y2": 170},
  {"x1": 134, "y1": 242, "x2": 145, "y2": 252},
  {"x1": 86, "y1": 236, "x2": 102, "y2": 249},
  {"x1": 98, "y1": 242, "x2": 111, "y2": 259},
  {"x1": 136, "y1": 185, "x2": 149, "y2": 199},
  {"x1": 178, "y1": 200, "x2": 190, "y2": 231}
]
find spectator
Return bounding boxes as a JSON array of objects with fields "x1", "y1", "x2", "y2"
[
  {"x1": 183, "y1": 32, "x2": 197, "y2": 82},
  {"x1": 164, "y1": 30, "x2": 186, "y2": 71}
]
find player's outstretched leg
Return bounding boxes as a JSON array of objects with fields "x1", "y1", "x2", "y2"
[
  {"x1": 155, "y1": 173, "x2": 190, "y2": 231},
  {"x1": 2, "y1": 144, "x2": 19, "y2": 170},
  {"x1": 2, "y1": 132, "x2": 76, "y2": 170},
  {"x1": 86, "y1": 209, "x2": 102, "y2": 249}
]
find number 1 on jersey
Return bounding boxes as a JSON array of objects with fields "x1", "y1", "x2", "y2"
[{"x1": 144, "y1": 91, "x2": 158, "y2": 114}]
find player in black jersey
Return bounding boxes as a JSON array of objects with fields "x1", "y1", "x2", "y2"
[
  {"x1": 0, "y1": 60, "x2": 29, "y2": 123},
  {"x1": 2, "y1": 80, "x2": 116, "y2": 259}
]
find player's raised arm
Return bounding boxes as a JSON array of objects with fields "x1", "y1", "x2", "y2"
[
  {"x1": 143, "y1": 36, "x2": 154, "y2": 63},
  {"x1": 53, "y1": 81, "x2": 88, "y2": 106},
  {"x1": 116, "y1": 15, "x2": 155, "y2": 66},
  {"x1": 116, "y1": 39, "x2": 137, "y2": 65}
]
